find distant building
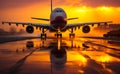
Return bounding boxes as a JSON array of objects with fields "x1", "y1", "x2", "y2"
[
  {"x1": 93, "y1": 24, "x2": 120, "y2": 37},
  {"x1": 94, "y1": 24, "x2": 120, "y2": 31},
  {"x1": 108, "y1": 24, "x2": 120, "y2": 30},
  {"x1": 103, "y1": 24, "x2": 120, "y2": 38},
  {"x1": 103, "y1": 29, "x2": 120, "y2": 38}
]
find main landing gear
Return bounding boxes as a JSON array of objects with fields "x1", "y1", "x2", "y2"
[
  {"x1": 41, "y1": 28, "x2": 47, "y2": 39},
  {"x1": 41, "y1": 33, "x2": 46, "y2": 39},
  {"x1": 69, "y1": 28, "x2": 75, "y2": 38},
  {"x1": 69, "y1": 33, "x2": 75, "y2": 38}
]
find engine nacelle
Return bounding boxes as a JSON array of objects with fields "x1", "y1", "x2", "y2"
[
  {"x1": 26, "y1": 25, "x2": 34, "y2": 33},
  {"x1": 82, "y1": 25, "x2": 90, "y2": 33}
]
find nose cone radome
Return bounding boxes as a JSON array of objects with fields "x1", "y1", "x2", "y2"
[{"x1": 51, "y1": 16, "x2": 67, "y2": 30}]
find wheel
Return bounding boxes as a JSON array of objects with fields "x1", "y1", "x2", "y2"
[
  {"x1": 55, "y1": 34, "x2": 57, "y2": 36},
  {"x1": 69, "y1": 33, "x2": 75, "y2": 38},
  {"x1": 41, "y1": 33, "x2": 47, "y2": 39},
  {"x1": 60, "y1": 34, "x2": 62, "y2": 38},
  {"x1": 56, "y1": 33, "x2": 62, "y2": 38}
]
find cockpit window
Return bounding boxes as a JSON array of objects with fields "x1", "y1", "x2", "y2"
[
  {"x1": 59, "y1": 10, "x2": 62, "y2": 12},
  {"x1": 53, "y1": 8, "x2": 64, "y2": 13},
  {"x1": 56, "y1": 10, "x2": 62, "y2": 12}
]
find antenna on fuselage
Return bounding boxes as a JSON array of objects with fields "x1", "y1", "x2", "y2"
[{"x1": 50, "y1": 0, "x2": 53, "y2": 13}]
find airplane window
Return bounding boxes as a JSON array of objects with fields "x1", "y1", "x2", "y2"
[
  {"x1": 59, "y1": 10, "x2": 62, "y2": 12},
  {"x1": 55, "y1": 9, "x2": 63, "y2": 12},
  {"x1": 56, "y1": 10, "x2": 60, "y2": 12}
]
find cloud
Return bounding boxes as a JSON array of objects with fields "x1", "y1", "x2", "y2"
[
  {"x1": 0, "y1": 27, "x2": 26, "y2": 36},
  {"x1": 80, "y1": 0, "x2": 120, "y2": 7},
  {"x1": 0, "y1": 0, "x2": 120, "y2": 9},
  {"x1": 0, "y1": 0, "x2": 48, "y2": 9},
  {"x1": 56, "y1": 0, "x2": 120, "y2": 7}
]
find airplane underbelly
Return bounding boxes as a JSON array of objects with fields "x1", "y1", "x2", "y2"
[{"x1": 52, "y1": 23, "x2": 66, "y2": 30}]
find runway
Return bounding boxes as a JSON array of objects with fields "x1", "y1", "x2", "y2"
[{"x1": 0, "y1": 37, "x2": 120, "y2": 74}]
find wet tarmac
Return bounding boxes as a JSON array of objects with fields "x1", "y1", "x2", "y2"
[{"x1": 0, "y1": 37, "x2": 120, "y2": 74}]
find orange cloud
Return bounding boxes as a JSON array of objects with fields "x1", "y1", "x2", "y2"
[
  {"x1": 1, "y1": 0, "x2": 120, "y2": 10},
  {"x1": 0, "y1": 0, "x2": 120, "y2": 36}
]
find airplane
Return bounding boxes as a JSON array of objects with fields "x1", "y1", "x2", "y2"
[{"x1": 1, "y1": 0, "x2": 112, "y2": 38}]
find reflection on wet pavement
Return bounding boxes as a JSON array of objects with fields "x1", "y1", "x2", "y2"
[{"x1": 0, "y1": 37, "x2": 120, "y2": 74}]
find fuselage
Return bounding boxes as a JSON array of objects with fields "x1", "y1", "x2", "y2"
[{"x1": 50, "y1": 8, "x2": 67, "y2": 31}]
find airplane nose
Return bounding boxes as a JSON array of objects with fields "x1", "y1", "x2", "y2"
[
  {"x1": 51, "y1": 16, "x2": 67, "y2": 30},
  {"x1": 55, "y1": 16, "x2": 64, "y2": 21}
]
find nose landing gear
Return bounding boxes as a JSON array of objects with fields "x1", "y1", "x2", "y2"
[
  {"x1": 55, "y1": 33, "x2": 62, "y2": 38},
  {"x1": 55, "y1": 29, "x2": 62, "y2": 38}
]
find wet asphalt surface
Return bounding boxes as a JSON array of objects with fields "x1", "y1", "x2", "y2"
[{"x1": 0, "y1": 37, "x2": 120, "y2": 74}]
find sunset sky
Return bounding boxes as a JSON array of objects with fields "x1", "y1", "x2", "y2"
[{"x1": 0, "y1": 0, "x2": 120, "y2": 36}]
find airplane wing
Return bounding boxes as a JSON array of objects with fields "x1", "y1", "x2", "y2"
[
  {"x1": 2, "y1": 22, "x2": 51, "y2": 29},
  {"x1": 64, "y1": 21, "x2": 112, "y2": 30},
  {"x1": 67, "y1": 18, "x2": 78, "y2": 20},
  {"x1": 31, "y1": 17, "x2": 50, "y2": 21}
]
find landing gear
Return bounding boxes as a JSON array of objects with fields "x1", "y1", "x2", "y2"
[
  {"x1": 54, "y1": 29, "x2": 62, "y2": 38},
  {"x1": 41, "y1": 33, "x2": 46, "y2": 39},
  {"x1": 40, "y1": 28, "x2": 47, "y2": 39},
  {"x1": 69, "y1": 28, "x2": 75, "y2": 38},
  {"x1": 55, "y1": 33, "x2": 62, "y2": 38},
  {"x1": 69, "y1": 33, "x2": 75, "y2": 38}
]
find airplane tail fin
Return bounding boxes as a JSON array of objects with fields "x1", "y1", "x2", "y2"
[{"x1": 51, "y1": 0, "x2": 53, "y2": 13}]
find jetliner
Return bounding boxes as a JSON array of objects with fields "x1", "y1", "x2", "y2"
[{"x1": 2, "y1": 0, "x2": 112, "y2": 38}]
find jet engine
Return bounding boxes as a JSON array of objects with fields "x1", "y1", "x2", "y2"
[
  {"x1": 82, "y1": 25, "x2": 90, "y2": 33},
  {"x1": 26, "y1": 25, "x2": 34, "y2": 33}
]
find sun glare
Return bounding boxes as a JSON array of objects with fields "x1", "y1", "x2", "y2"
[
  {"x1": 98, "y1": 6, "x2": 112, "y2": 11},
  {"x1": 76, "y1": 6, "x2": 88, "y2": 12}
]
